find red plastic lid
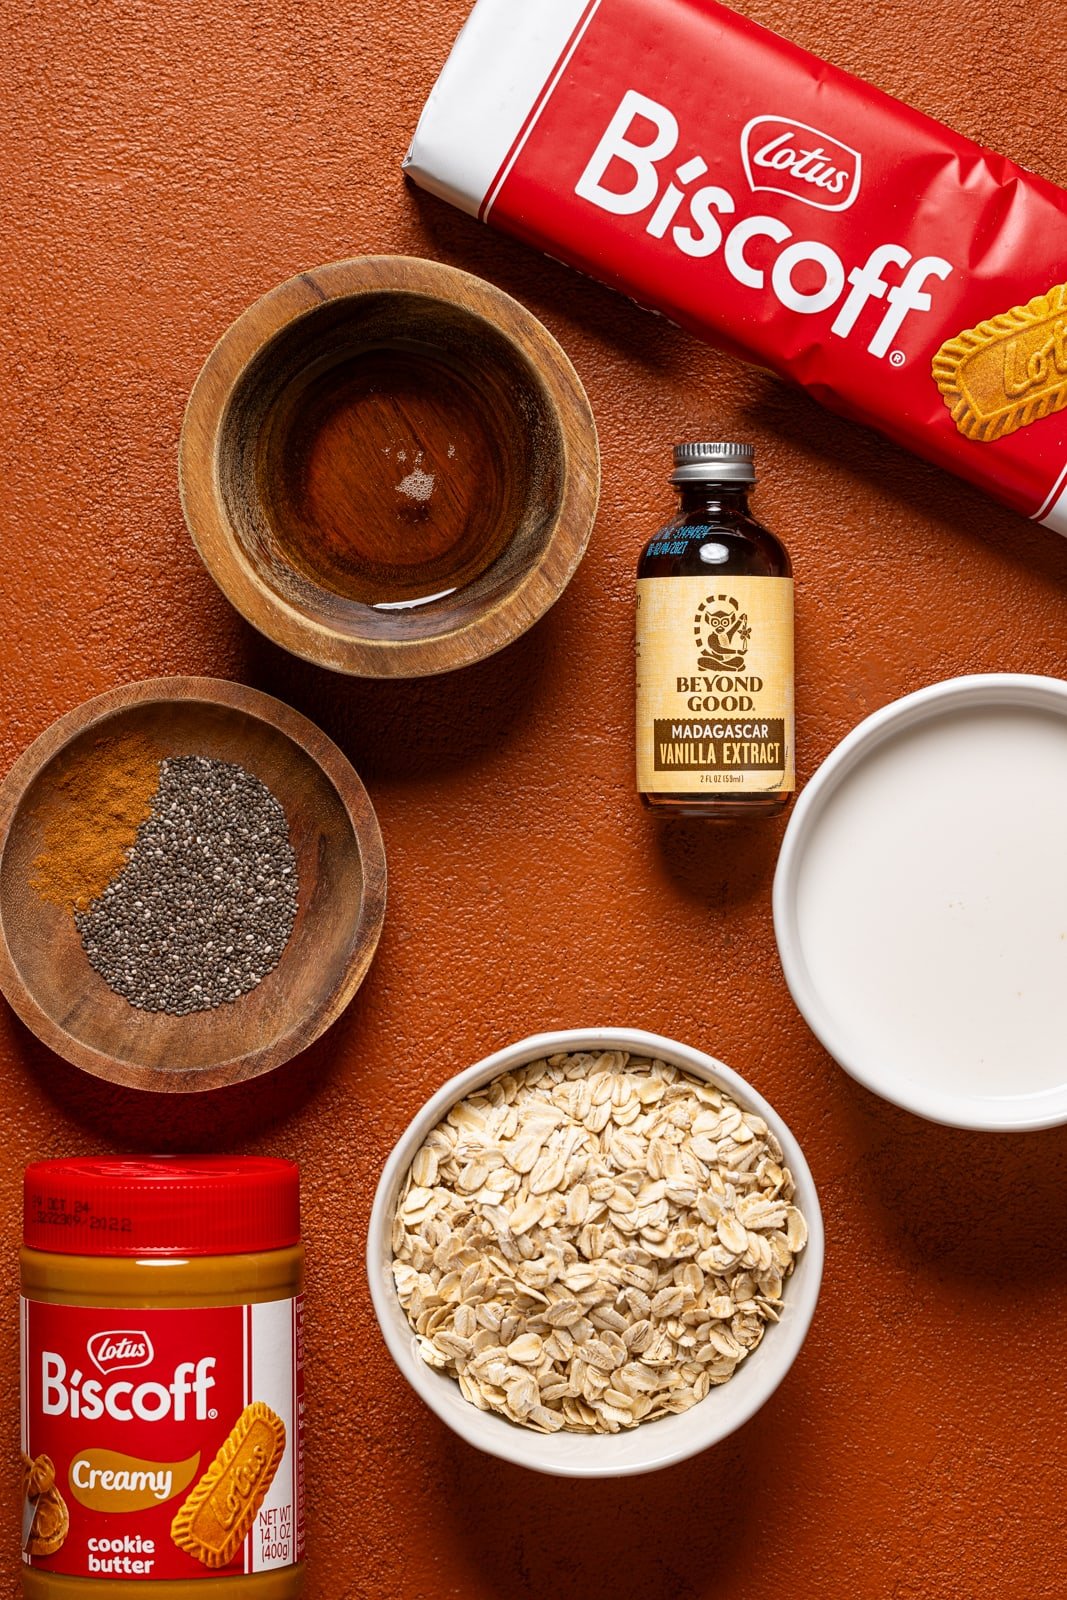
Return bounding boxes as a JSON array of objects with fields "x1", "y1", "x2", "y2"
[{"x1": 23, "y1": 1156, "x2": 300, "y2": 1257}]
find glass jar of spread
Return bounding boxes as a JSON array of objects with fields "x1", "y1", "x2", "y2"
[{"x1": 20, "y1": 1157, "x2": 304, "y2": 1598}]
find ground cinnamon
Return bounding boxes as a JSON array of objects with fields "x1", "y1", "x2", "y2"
[{"x1": 30, "y1": 733, "x2": 161, "y2": 912}]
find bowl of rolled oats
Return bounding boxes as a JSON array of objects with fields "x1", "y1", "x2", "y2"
[{"x1": 367, "y1": 1028, "x2": 823, "y2": 1476}]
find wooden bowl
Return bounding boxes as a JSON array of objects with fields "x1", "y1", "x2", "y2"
[
  {"x1": 0, "y1": 678, "x2": 386, "y2": 1093},
  {"x1": 179, "y1": 256, "x2": 600, "y2": 678}
]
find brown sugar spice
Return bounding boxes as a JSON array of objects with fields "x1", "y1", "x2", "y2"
[{"x1": 30, "y1": 733, "x2": 161, "y2": 912}]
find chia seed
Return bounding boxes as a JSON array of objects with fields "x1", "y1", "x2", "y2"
[{"x1": 77, "y1": 756, "x2": 299, "y2": 1016}]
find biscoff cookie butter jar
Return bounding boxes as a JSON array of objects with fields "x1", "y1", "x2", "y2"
[{"x1": 20, "y1": 1157, "x2": 304, "y2": 1598}]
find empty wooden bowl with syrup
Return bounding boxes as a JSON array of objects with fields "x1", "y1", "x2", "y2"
[
  {"x1": 180, "y1": 257, "x2": 600, "y2": 677},
  {"x1": 0, "y1": 678, "x2": 386, "y2": 1092}
]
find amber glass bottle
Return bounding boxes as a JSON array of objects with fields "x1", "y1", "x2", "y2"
[{"x1": 635, "y1": 442, "x2": 794, "y2": 819}]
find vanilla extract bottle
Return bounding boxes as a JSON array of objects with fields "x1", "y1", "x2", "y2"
[{"x1": 635, "y1": 442, "x2": 795, "y2": 818}]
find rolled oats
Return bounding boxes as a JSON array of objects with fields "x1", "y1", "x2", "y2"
[{"x1": 391, "y1": 1052, "x2": 807, "y2": 1434}]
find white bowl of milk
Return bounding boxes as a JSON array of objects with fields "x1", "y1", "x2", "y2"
[{"x1": 774, "y1": 675, "x2": 1067, "y2": 1131}]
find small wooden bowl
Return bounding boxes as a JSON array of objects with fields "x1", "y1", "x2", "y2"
[
  {"x1": 0, "y1": 678, "x2": 386, "y2": 1093},
  {"x1": 179, "y1": 256, "x2": 600, "y2": 678}
]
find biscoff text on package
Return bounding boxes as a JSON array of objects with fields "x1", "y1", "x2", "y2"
[
  {"x1": 41, "y1": 1352, "x2": 216, "y2": 1422},
  {"x1": 576, "y1": 90, "x2": 953, "y2": 360}
]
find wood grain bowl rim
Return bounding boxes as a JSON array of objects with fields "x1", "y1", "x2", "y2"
[
  {"x1": 178, "y1": 255, "x2": 601, "y2": 678},
  {"x1": 0, "y1": 677, "x2": 387, "y2": 1094}
]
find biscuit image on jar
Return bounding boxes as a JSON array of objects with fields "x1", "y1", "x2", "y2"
[
  {"x1": 171, "y1": 1402, "x2": 286, "y2": 1570},
  {"x1": 21, "y1": 1452, "x2": 69, "y2": 1558}
]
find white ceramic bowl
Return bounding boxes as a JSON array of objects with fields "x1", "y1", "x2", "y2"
[
  {"x1": 367, "y1": 1027, "x2": 823, "y2": 1477},
  {"x1": 774, "y1": 674, "x2": 1067, "y2": 1131}
]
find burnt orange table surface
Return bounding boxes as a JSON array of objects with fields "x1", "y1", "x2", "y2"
[{"x1": 3, "y1": 1, "x2": 1067, "y2": 1596}]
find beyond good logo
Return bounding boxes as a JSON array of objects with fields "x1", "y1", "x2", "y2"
[
  {"x1": 574, "y1": 90, "x2": 953, "y2": 359},
  {"x1": 740, "y1": 116, "x2": 861, "y2": 212},
  {"x1": 676, "y1": 595, "x2": 763, "y2": 711},
  {"x1": 694, "y1": 593, "x2": 751, "y2": 672},
  {"x1": 87, "y1": 1331, "x2": 154, "y2": 1375}
]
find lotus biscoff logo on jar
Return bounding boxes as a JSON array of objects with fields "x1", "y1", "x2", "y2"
[
  {"x1": 42, "y1": 1352, "x2": 217, "y2": 1421},
  {"x1": 87, "y1": 1330, "x2": 154, "y2": 1374},
  {"x1": 740, "y1": 116, "x2": 861, "y2": 211}
]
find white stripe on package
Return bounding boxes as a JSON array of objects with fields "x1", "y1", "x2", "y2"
[
  {"x1": 1037, "y1": 462, "x2": 1067, "y2": 535},
  {"x1": 404, "y1": 0, "x2": 588, "y2": 214},
  {"x1": 249, "y1": 1299, "x2": 297, "y2": 1573}
]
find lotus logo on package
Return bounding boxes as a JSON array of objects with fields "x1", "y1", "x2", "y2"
[
  {"x1": 43, "y1": 1352, "x2": 216, "y2": 1420},
  {"x1": 87, "y1": 1330, "x2": 154, "y2": 1375},
  {"x1": 574, "y1": 91, "x2": 949, "y2": 360},
  {"x1": 740, "y1": 116, "x2": 861, "y2": 212}
]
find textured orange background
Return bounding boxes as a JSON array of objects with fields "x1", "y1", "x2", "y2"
[{"x1": 3, "y1": 1, "x2": 1067, "y2": 1596}]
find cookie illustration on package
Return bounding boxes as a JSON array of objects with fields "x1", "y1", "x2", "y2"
[
  {"x1": 21, "y1": 1451, "x2": 69, "y2": 1557},
  {"x1": 933, "y1": 282, "x2": 1067, "y2": 441},
  {"x1": 171, "y1": 1401, "x2": 286, "y2": 1570}
]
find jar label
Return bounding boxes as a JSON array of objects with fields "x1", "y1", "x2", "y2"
[
  {"x1": 636, "y1": 575, "x2": 795, "y2": 795},
  {"x1": 20, "y1": 1297, "x2": 304, "y2": 1581}
]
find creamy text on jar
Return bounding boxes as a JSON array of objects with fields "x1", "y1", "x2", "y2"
[
  {"x1": 636, "y1": 441, "x2": 795, "y2": 818},
  {"x1": 20, "y1": 1156, "x2": 304, "y2": 1598}
]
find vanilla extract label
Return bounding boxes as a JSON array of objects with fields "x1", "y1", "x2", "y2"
[
  {"x1": 653, "y1": 719, "x2": 786, "y2": 771},
  {"x1": 636, "y1": 575, "x2": 794, "y2": 794}
]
